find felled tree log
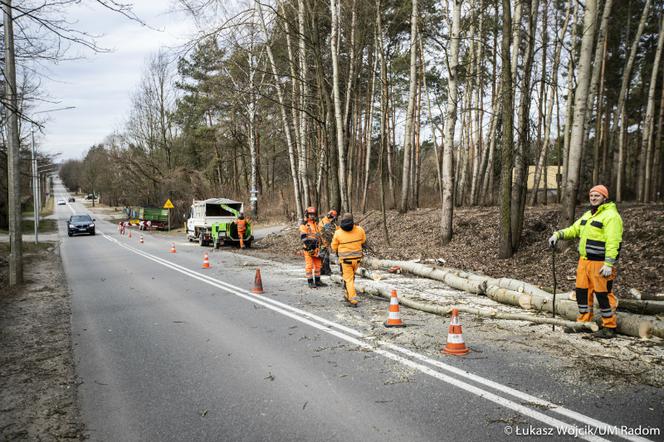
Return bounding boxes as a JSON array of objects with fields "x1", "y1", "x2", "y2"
[
  {"x1": 363, "y1": 257, "x2": 486, "y2": 293},
  {"x1": 362, "y1": 257, "x2": 664, "y2": 339},
  {"x1": 329, "y1": 275, "x2": 597, "y2": 332}
]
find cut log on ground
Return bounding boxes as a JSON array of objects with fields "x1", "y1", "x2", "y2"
[
  {"x1": 329, "y1": 275, "x2": 598, "y2": 332},
  {"x1": 361, "y1": 257, "x2": 664, "y2": 339}
]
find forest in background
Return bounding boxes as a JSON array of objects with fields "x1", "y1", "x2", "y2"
[{"x1": 20, "y1": 0, "x2": 664, "y2": 259}]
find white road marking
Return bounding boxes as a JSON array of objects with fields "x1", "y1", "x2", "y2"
[{"x1": 101, "y1": 232, "x2": 653, "y2": 442}]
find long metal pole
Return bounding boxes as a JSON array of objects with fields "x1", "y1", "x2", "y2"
[
  {"x1": 4, "y1": 0, "x2": 23, "y2": 285},
  {"x1": 31, "y1": 126, "x2": 39, "y2": 244}
]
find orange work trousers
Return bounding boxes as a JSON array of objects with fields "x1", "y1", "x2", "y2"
[
  {"x1": 341, "y1": 259, "x2": 361, "y2": 303},
  {"x1": 304, "y1": 252, "x2": 321, "y2": 279},
  {"x1": 238, "y1": 229, "x2": 246, "y2": 248},
  {"x1": 575, "y1": 259, "x2": 617, "y2": 329}
]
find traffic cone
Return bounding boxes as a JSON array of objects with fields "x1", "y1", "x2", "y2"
[
  {"x1": 140, "y1": 235, "x2": 144, "y2": 244},
  {"x1": 202, "y1": 253, "x2": 210, "y2": 269},
  {"x1": 252, "y1": 268, "x2": 264, "y2": 294},
  {"x1": 442, "y1": 309, "x2": 470, "y2": 355},
  {"x1": 170, "y1": 243, "x2": 176, "y2": 253},
  {"x1": 384, "y1": 290, "x2": 405, "y2": 328}
]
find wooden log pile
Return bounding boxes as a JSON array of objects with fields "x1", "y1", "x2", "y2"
[{"x1": 361, "y1": 257, "x2": 664, "y2": 339}]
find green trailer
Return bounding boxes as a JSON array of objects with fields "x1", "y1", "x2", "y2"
[{"x1": 211, "y1": 217, "x2": 253, "y2": 248}]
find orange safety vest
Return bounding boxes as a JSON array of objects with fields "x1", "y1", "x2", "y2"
[
  {"x1": 236, "y1": 219, "x2": 247, "y2": 232},
  {"x1": 299, "y1": 219, "x2": 321, "y2": 256},
  {"x1": 331, "y1": 225, "x2": 366, "y2": 261}
]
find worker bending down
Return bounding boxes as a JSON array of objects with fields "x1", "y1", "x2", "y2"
[
  {"x1": 549, "y1": 185, "x2": 623, "y2": 339},
  {"x1": 331, "y1": 213, "x2": 366, "y2": 307},
  {"x1": 300, "y1": 207, "x2": 326, "y2": 288}
]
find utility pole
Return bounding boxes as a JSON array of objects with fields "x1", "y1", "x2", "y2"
[
  {"x1": 31, "y1": 127, "x2": 39, "y2": 244},
  {"x1": 4, "y1": 0, "x2": 23, "y2": 285}
]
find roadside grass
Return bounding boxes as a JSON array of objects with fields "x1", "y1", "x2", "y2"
[
  {"x1": 0, "y1": 241, "x2": 53, "y2": 255},
  {"x1": 0, "y1": 219, "x2": 58, "y2": 234}
]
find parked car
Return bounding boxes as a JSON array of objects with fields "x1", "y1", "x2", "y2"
[
  {"x1": 85, "y1": 194, "x2": 97, "y2": 200},
  {"x1": 57, "y1": 199, "x2": 66, "y2": 205},
  {"x1": 67, "y1": 214, "x2": 95, "y2": 236},
  {"x1": 68, "y1": 197, "x2": 75, "y2": 202}
]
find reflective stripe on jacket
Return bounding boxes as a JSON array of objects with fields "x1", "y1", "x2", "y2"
[
  {"x1": 557, "y1": 202, "x2": 623, "y2": 265},
  {"x1": 331, "y1": 225, "x2": 366, "y2": 260}
]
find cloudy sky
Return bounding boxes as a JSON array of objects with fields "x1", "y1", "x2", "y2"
[{"x1": 33, "y1": 1, "x2": 197, "y2": 160}]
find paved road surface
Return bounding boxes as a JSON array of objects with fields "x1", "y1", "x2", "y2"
[{"x1": 52, "y1": 180, "x2": 662, "y2": 441}]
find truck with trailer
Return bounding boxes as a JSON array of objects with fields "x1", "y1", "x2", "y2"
[
  {"x1": 186, "y1": 198, "x2": 253, "y2": 247},
  {"x1": 125, "y1": 206, "x2": 169, "y2": 230}
]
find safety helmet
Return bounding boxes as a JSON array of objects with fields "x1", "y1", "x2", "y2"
[
  {"x1": 306, "y1": 207, "x2": 317, "y2": 216},
  {"x1": 328, "y1": 210, "x2": 338, "y2": 218}
]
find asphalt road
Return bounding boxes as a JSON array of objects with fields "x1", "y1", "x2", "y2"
[{"x1": 53, "y1": 181, "x2": 663, "y2": 442}]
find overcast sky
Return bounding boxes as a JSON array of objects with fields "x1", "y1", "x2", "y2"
[{"x1": 34, "y1": 1, "x2": 197, "y2": 161}]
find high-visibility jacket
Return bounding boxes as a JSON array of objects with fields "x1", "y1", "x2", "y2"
[
  {"x1": 331, "y1": 225, "x2": 366, "y2": 261},
  {"x1": 236, "y1": 219, "x2": 247, "y2": 232},
  {"x1": 556, "y1": 202, "x2": 623, "y2": 266},
  {"x1": 300, "y1": 219, "x2": 321, "y2": 255}
]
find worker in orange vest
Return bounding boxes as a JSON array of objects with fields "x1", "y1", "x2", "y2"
[
  {"x1": 318, "y1": 210, "x2": 338, "y2": 276},
  {"x1": 235, "y1": 212, "x2": 248, "y2": 249},
  {"x1": 299, "y1": 206, "x2": 326, "y2": 288},
  {"x1": 331, "y1": 213, "x2": 366, "y2": 307}
]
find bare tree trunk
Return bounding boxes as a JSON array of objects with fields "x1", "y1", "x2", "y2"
[
  {"x1": 330, "y1": 0, "x2": 349, "y2": 212},
  {"x1": 586, "y1": 0, "x2": 613, "y2": 186},
  {"x1": 654, "y1": 69, "x2": 664, "y2": 200},
  {"x1": 420, "y1": 35, "x2": 443, "y2": 204},
  {"x1": 562, "y1": 0, "x2": 579, "y2": 189},
  {"x1": 398, "y1": 0, "x2": 419, "y2": 213},
  {"x1": 511, "y1": 0, "x2": 539, "y2": 251},
  {"x1": 361, "y1": 42, "x2": 378, "y2": 213},
  {"x1": 4, "y1": 0, "x2": 23, "y2": 285},
  {"x1": 376, "y1": 0, "x2": 390, "y2": 244},
  {"x1": 499, "y1": 0, "x2": 514, "y2": 258},
  {"x1": 615, "y1": 0, "x2": 652, "y2": 202},
  {"x1": 562, "y1": 0, "x2": 598, "y2": 227},
  {"x1": 297, "y1": 0, "x2": 310, "y2": 207},
  {"x1": 639, "y1": 13, "x2": 664, "y2": 202},
  {"x1": 441, "y1": 0, "x2": 461, "y2": 244},
  {"x1": 256, "y1": 1, "x2": 303, "y2": 220}
]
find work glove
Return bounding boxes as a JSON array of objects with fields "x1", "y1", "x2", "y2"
[
  {"x1": 548, "y1": 232, "x2": 559, "y2": 248},
  {"x1": 599, "y1": 264, "x2": 613, "y2": 278}
]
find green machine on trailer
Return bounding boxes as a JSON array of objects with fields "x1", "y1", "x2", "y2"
[{"x1": 210, "y1": 202, "x2": 253, "y2": 248}]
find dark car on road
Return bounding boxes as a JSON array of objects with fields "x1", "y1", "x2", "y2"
[
  {"x1": 68, "y1": 197, "x2": 75, "y2": 202},
  {"x1": 67, "y1": 214, "x2": 96, "y2": 237}
]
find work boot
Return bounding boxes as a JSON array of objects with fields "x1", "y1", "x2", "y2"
[
  {"x1": 314, "y1": 277, "x2": 327, "y2": 287},
  {"x1": 592, "y1": 328, "x2": 616, "y2": 339},
  {"x1": 563, "y1": 326, "x2": 592, "y2": 334},
  {"x1": 307, "y1": 278, "x2": 316, "y2": 289},
  {"x1": 345, "y1": 297, "x2": 359, "y2": 308}
]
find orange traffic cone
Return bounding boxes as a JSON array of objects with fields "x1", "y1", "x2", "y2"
[
  {"x1": 442, "y1": 308, "x2": 470, "y2": 355},
  {"x1": 252, "y1": 268, "x2": 264, "y2": 294},
  {"x1": 140, "y1": 235, "x2": 144, "y2": 244},
  {"x1": 170, "y1": 243, "x2": 177, "y2": 253},
  {"x1": 202, "y1": 253, "x2": 210, "y2": 269},
  {"x1": 384, "y1": 290, "x2": 405, "y2": 328},
  {"x1": 128, "y1": 230, "x2": 132, "y2": 239}
]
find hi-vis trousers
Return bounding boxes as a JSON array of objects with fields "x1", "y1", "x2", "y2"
[
  {"x1": 304, "y1": 251, "x2": 321, "y2": 279},
  {"x1": 340, "y1": 258, "x2": 361, "y2": 303},
  {"x1": 575, "y1": 259, "x2": 618, "y2": 329}
]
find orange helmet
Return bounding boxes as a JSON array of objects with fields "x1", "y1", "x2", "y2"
[
  {"x1": 306, "y1": 207, "x2": 317, "y2": 215},
  {"x1": 328, "y1": 210, "x2": 337, "y2": 218}
]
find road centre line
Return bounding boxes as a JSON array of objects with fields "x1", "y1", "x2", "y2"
[{"x1": 101, "y1": 232, "x2": 651, "y2": 442}]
